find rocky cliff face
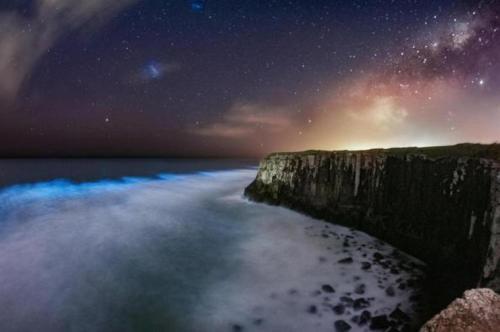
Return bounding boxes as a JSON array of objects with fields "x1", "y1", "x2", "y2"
[
  {"x1": 245, "y1": 144, "x2": 500, "y2": 312},
  {"x1": 420, "y1": 288, "x2": 500, "y2": 332}
]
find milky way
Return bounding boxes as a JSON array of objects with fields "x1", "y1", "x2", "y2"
[{"x1": 0, "y1": 1, "x2": 499, "y2": 156}]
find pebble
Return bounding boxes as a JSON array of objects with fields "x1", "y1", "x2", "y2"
[
  {"x1": 338, "y1": 257, "x2": 354, "y2": 264},
  {"x1": 354, "y1": 284, "x2": 366, "y2": 294},
  {"x1": 332, "y1": 304, "x2": 346, "y2": 315},
  {"x1": 334, "y1": 320, "x2": 352, "y2": 332},
  {"x1": 385, "y1": 286, "x2": 396, "y2": 297},
  {"x1": 340, "y1": 296, "x2": 354, "y2": 307},
  {"x1": 390, "y1": 307, "x2": 410, "y2": 322},
  {"x1": 353, "y1": 298, "x2": 370, "y2": 310},
  {"x1": 307, "y1": 305, "x2": 317, "y2": 314},
  {"x1": 253, "y1": 318, "x2": 263, "y2": 326},
  {"x1": 361, "y1": 261, "x2": 372, "y2": 270},
  {"x1": 232, "y1": 324, "x2": 243, "y2": 331},
  {"x1": 321, "y1": 284, "x2": 335, "y2": 293},
  {"x1": 359, "y1": 310, "x2": 371, "y2": 325}
]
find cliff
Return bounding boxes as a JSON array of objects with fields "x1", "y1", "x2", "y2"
[{"x1": 245, "y1": 143, "x2": 500, "y2": 313}]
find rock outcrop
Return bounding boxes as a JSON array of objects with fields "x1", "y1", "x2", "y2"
[
  {"x1": 245, "y1": 144, "x2": 500, "y2": 314},
  {"x1": 420, "y1": 288, "x2": 500, "y2": 332}
]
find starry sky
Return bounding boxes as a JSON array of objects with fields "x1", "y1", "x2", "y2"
[{"x1": 0, "y1": 0, "x2": 499, "y2": 157}]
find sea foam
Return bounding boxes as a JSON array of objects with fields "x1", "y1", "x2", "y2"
[{"x1": 0, "y1": 169, "x2": 424, "y2": 332}]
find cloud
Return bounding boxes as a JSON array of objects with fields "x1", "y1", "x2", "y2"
[
  {"x1": 191, "y1": 102, "x2": 293, "y2": 138},
  {"x1": 127, "y1": 61, "x2": 181, "y2": 84},
  {"x1": 0, "y1": 0, "x2": 139, "y2": 103},
  {"x1": 347, "y1": 97, "x2": 408, "y2": 131}
]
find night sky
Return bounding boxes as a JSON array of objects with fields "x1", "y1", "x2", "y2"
[{"x1": 0, "y1": 0, "x2": 499, "y2": 157}]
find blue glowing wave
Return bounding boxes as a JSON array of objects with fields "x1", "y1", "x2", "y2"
[{"x1": 0, "y1": 169, "x2": 254, "y2": 210}]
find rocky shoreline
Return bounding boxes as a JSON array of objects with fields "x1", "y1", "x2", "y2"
[
  {"x1": 226, "y1": 219, "x2": 428, "y2": 332},
  {"x1": 244, "y1": 143, "x2": 500, "y2": 329},
  {"x1": 301, "y1": 224, "x2": 427, "y2": 332}
]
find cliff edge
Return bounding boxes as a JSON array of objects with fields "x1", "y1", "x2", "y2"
[{"x1": 245, "y1": 143, "x2": 500, "y2": 314}]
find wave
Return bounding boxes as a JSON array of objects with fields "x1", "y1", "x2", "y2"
[{"x1": 0, "y1": 168, "x2": 424, "y2": 332}]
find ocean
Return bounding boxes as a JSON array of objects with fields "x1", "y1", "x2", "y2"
[{"x1": 0, "y1": 159, "x2": 425, "y2": 332}]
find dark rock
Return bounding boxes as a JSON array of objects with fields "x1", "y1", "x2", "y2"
[
  {"x1": 307, "y1": 305, "x2": 317, "y2": 314},
  {"x1": 321, "y1": 284, "x2": 335, "y2": 293},
  {"x1": 340, "y1": 296, "x2": 354, "y2": 307},
  {"x1": 288, "y1": 289, "x2": 298, "y2": 295},
  {"x1": 359, "y1": 310, "x2": 371, "y2": 325},
  {"x1": 385, "y1": 286, "x2": 395, "y2": 297},
  {"x1": 318, "y1": 256, "x2": 327, "y2": 263},
  {"x1": 253, "y1": 318, "x2": 263, "y2": 326},
  {"x1": 373, "y1": 252, "x2": 384, "y2": 261},
  {"x1": 421, "y1": 289, "x2": 500, "y2": 332},
  {"x1": 354, "y1": 284, "x2": 366, "y2": 294},
  {"x1": 390, "y1": 307, "x2": 410, "y2": 322},
  {"x1": 338, "y1": 257, "x2": 353, "y2": 264},
  {"x1": 332, "y1": 304, "x2": 346, "y2": 315},
  {"x1": 370, "y1": 315, "x2": 390, "y2": 330},
  {"x1": 232, "y1": 324, "x2": 243, "y2": 332},
  {"x1": 334, "y1": 320, "x2": 352, "y2": 332},
  {"x1": 361, "y1": 262, "x2": 372, "y2": 270},
  {"x1": 378, "y1": 260, "x2": 391, "y2": 269},
  {"x1": 353, "y1": 298, "x2": 370, "y2": 310}
]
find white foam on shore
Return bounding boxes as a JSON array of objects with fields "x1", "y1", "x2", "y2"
[
  {"x1": 192, "y1": 194, "x2": 425, "y2": 332},
  {"x1": 0, "y1": 169, "x2": 425, "y2": 332}
]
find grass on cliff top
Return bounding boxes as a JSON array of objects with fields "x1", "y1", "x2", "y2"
[{"x1": 270, "y1": 143, "x2": 500, "y2": 161}]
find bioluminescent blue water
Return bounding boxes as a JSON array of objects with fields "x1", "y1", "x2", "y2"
[{"x1": 0, "y1": 161, "x2": 425, "y2": 332}]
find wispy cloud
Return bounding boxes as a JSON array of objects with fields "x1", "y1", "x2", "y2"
[
  {"x1": 0, "y1": 0, "x2": 138, "y2": 103},
  {"x1": 127, "y1": 61, "x2": 181, "y2": 84},
  {"x1": 191, "y1": 102, "x2": 293, "y2": 138}
]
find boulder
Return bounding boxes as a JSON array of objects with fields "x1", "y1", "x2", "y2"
[{"x1": 420, "y1": 288, "x2": 500, "y2": 332}]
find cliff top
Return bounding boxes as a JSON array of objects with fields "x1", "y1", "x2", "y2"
[{"x1": 269, "y1": 143, "x2": 500, "y2": 161}]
